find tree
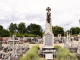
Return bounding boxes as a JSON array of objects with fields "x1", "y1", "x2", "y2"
[
  {"x1": 0, "y1": 25, "x2": 3, "y2": 31},
  {"x1": 18, "y1": 22, "x2": 26, "y2": 34},
  {"x1": 9, "y1": 23, "x2": 18, "y2": 33},
  {"x1": 0, "y1": 25, "x2": 3, "y2": 36},
  {"x1": 26, "y1": 23, "x2": 43, "y2": 37},
  {"x1": 1, "y1": 29, "x2": 10, "y2": 37},
  {"x1": 70, "y1": 27, "x2": 80, "y2": 35},
  {"x1": 52, "y1": 26, "x2": 64, "y2": 36}
]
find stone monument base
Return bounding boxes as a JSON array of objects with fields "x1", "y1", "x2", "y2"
[
  {"x1": 38, "y1": 48, "x2": 56, "y2": 59},
  {"x1": 42, "y1": 47, "x2": 55, "y2": 50},
  {"x1": 38, "y1": 34, "x2": 56, "y2": 59}
]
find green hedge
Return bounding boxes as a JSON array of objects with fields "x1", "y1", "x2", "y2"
[
  {"x1": 55, "y1": 45, "x2": 77, "y2": 60},
  {"x1": 16, "y1": 33, "x2": 40, "y2": 37},
  {"x1": 20, "y1": 45, "x2": 40, "y2": 60},
  {"x1": 54, "y1": 45, "x2": 62, "y2": 50},
  {"x1": 16, "y1": 33, "x2": 23, "y2": 37}
]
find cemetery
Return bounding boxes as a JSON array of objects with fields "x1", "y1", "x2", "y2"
[
  {"x1": 0, "y1": 7, "x2": 80, "y2": 60},
  {"x1": 0, "y1": 35, "x2": 29, "y2": 60}
]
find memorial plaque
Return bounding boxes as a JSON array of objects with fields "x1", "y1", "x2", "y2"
[{"x1": 45, "y1": 34, "x2": 52, "y2": 46}]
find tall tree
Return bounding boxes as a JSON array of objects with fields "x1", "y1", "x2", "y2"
[
  {"x1": 18, "y1": 22, "x2": 26, "y2": 34},
  {"x1": 52, "y1": 26, "x2": 64, "y2": 36},
  {"x1": 0, "y1": 25, "x2": 3, "y2": 36},
  {"x1": 0, "y1": 25, "x2": 3, "y2": 31},
  {"x1": 70, "y1": 27, "x2": 80, "y2": 35},
  {"x1": 26, "y1": 23, "x2": 43, "y2": 37},
  {"x1": 9, "y1": 23, "x2": 18, "y2": 33}
]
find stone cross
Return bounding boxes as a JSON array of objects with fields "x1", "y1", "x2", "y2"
[{"x1": 46, "y1": 7, "x2": 51, "y2": 12}]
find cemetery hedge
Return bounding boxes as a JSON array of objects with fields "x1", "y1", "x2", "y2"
[
  {"x1": 16, "y1": 33, "x2": 40, "y2": 37},
  {"x1": 20, "y1": 45, "x2": 40, "y2": 60},
  {"x1": 55, "y1": 45, "x2": 77, "y2": 60},
  {"x1": 54, "y1": 45, "x2": 62, "y2": 50}
]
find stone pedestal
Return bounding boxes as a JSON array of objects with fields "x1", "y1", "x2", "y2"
[{"x1": 43, "y1": 34, "x2": 54, "y2": 48}]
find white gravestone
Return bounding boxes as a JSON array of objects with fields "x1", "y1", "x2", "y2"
[
  {"x1": 67, "y1": 30, "x2": 70, "y2": 41},
  {"x1": 65, "y1": 30, "x2": 72, "y2": 48},
  {"x1": 58, "y1": 34, "x2": 61, "y2": 40}
]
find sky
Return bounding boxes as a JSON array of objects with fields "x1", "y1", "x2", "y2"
[{"x1": 0, "y1": 0, "x2": 80, "y2": 31}]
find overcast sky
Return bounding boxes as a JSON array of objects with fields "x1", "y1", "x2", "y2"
[{"x1": 0, "y1": 0, "x2": 80, "y2": 31}]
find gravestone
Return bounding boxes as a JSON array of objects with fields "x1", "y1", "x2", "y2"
[
  {"x1": 58, "y1": 34, "x2": 61, "y2": 40},
  {"x1": 67, "y1": 30, "x2": 70, "y2": 41},
  {"x1": 65, "y1": 30, "x2": 71, "y2": 48},
  {"x1": 7, "y1": 35, "x2": 20, "y2": 59},
  {"x1": 76, "y1": 33, "x2": 80, "y2": 59},
  {"x1": 65, "y1": 30, "x2": 78, "y2": 52}
]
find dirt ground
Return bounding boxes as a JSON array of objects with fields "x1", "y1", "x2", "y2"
[
  {"x1": 29, "y1": 43, "x2": 64, "y2": 49},
  {"x1": 29, "y1": 41, "x2": 79, "y2": 49}
]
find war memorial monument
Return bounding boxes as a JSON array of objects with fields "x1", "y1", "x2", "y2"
[{"x1": 38, "y1": 7, "x2": 56, "y2": 60}]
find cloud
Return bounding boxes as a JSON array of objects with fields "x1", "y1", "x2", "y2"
[{"x1": 0, "y1": 0, "x2": 80, "y2": 31}]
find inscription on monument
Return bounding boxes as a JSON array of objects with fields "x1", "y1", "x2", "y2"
[{"x1": 45, "y1": 34, "x2": 52, "y2": 46}]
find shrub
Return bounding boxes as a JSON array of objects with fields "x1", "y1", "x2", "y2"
[
  {"x1": 20, "y1": 45, "x2": 40, "y2": 60},
  {"x1": 69, "y1": 53, "x2": 77, "y2": 59},
  {"x1": 29, "y1": 48, "x2": 38, "y2": 54},
  {"x1": 32, "y1": 45, "x2": 40, "y2": 49},
  {"x1": 58, "y1": 48, "x2": 69, "y2": 53},
  {"x1": 56, "y1": 46, "x2": 77, "y2": 60},
  {"x1": 20, "y1": 57, "x2": 25, "y2": 60},
  {"x1": 16, "y1": 33, "x2": 23, "y2": 37},
  {"x1": 24, "y1": 33, "x2": 28, "y2": 37},
  {"x1": 37, "y1": 35, "x2": 39, "y2": 37},
  {"x1": 25, "y1": 51, "x2": 39, "y2": 60},
  {"x1": 54, "y1": 45, "x2": 62, "y2": 50}
]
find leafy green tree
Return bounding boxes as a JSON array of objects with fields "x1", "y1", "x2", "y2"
[
  {"x1": 1, "y1": 29, "x2": 10, "y2": 37},
  {"x1": 0, "y1": 25, "x2": 3, "y2": 36},
  {"x1": 18, "y1": 22, "x2": 26, "y2": 34},
  {"x1": 9, "y1": 23, "x2": 18, "y2": 33},
  {"x1": 52, "y1": 26, "x2": 64, "y2": 36},
  {"x1": 0, "y1": 25, "x2": 3, "y2": 31},
  {"x1": 26, "y1": 23, "x2": 43, "y2": 37},
  {"x1": 70, "y1": 27, "x2": 80, "y2": 35}
]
